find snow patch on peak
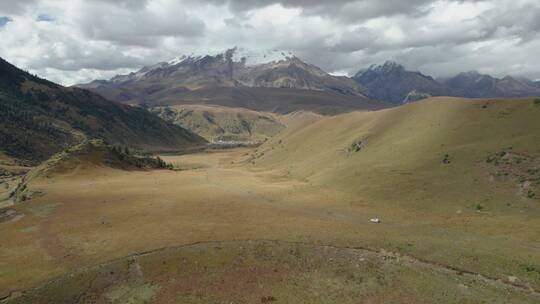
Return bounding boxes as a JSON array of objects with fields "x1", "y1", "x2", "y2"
[
  {"x1": 167, "y1": 53, "x2": 206, "y2": 65},
  {"x1": 230, "y1": 47, "x2": 294, "y2": 66},
  {"x1": 168, "y1": 55, "x2": 188, "y2": 65},
  {"x1": 166, "y1": 47, "x2": 295, "y2": 67},
  {"x1": 329, "y1": 70, "x2": 350, "y2": 77}
]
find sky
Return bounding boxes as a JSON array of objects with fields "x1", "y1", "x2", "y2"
[{"x1": 0, "y1": 0, "x2": 539, "y2": 86}]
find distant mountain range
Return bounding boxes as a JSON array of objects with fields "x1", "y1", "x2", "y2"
[
  {"x1": 354, "y1": 62, "x2": 540, "y2": 104},
  {"x1": 78, "y1": 48, "x2": 540, "y2": 108},
  {"x1": 77, "y1": 48, "x2": 382, "y2": 114},
  {"x1": 440, "y1": 71, "x2": 540, "y2": 99},
  {"x1": 352, "y1": 61, "x2": 450, "y2": 104},
  {"x1": 0, "y1": 57, "x2": 205, "y2": 163}
]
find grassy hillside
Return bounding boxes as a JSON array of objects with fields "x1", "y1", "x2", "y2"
[
  {"x1": 151, "y1": 105, "x2": 285, "y2": 143},
  {"x1": 254, "y1": 97, "x2": 540, "y2": 200},
  {"x1": 2, "y1": 148, "x2": 538, "y2": 302},
  {"x1": 250, "y1": 97, "x2": 540, "y2": 289},
  {"x1": 0, "y1": 58, "x2": 206, "y2": 164},
  {"x1": 8, "y1": 240, "x2": 538, "y2": 304}
]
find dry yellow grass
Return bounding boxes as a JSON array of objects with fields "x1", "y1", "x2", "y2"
[
  {"x1": 152, "y1": 104, "x2": 285, "y2": 143},
  {"x1": 1, "y1": 97, "x2": 540, "y2": 303},
  {"x1": 250, "y1": 97, "x2": 540, "y2": 288}
]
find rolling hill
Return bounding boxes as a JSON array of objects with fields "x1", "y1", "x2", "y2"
[
  {"x1": 151, "y1": 105, "x2": 284, "y2": 143},
  {"x1": 248, "y1": 96, "x2": 540, "y2": 290},
  {"x1": 0, "y1": 57, "x2": 206, "y2": 164},
  {"x1": 253, "y1": 97, "x2": 540, "y2": 202},
  {"x1": 78, "y1": 48, "x2": 382, "y2": 114}
]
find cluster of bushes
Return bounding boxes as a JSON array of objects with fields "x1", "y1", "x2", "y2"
[
  {"x1": 155, "y1": 156, "x2": 174, "y2": 169},
  {"x1": 0, "y1": 168, "x2": 10, "y2": 177},
  {"x1": 108, "y1": 145, "x2": 173, "y2": 170}
]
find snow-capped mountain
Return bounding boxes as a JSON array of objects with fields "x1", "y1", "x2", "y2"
[
  {"x1": 167, "y1": 47, "x2": 295, "y2": 67},
  {"x1": 77, "y1": 48, "x2": 379, "y2": 114}
]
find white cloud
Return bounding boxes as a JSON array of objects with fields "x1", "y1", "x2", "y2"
[{"x1": 0, "y1": 0, "x2": 538, "y2": 85}]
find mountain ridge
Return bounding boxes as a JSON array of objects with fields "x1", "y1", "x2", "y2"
[
  {"x1": 355, "y1": 62, "x2": 540, "y2": 103},
  {"x1": 78, "y1": 50, "x2": 540, "y2": 107},
  {"x1": 77, "y1": 47, "x2": 381, "y2": 115},
  {"x1": 0, "y1": 57, "x2": 206, "y2": 164},
  {"x1": 353, "y1": 61, "x2": 450, "y2": 104}
]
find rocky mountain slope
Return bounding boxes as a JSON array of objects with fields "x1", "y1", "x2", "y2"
[
  {"x1": 78, "y1": 48, "x2": 381, "y2": 115},
  {"x1": 0, "y1": 57, "x2": 206, "y2": 164},
  {"x1": 353, "y1": 61, "x2": 449, "y2": 104},
  {"x1": 79, "y1": 49, "x2": 540, "y2": 107}
]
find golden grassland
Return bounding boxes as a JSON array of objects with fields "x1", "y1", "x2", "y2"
[
  {"x1": 1, "y1": 97, "x2": 540, "y2": 303},
  {"x1": 152, "y1": 104, "x2": 285, "y2": 143}
]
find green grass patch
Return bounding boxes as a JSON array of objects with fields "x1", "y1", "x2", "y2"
[
  {"x1": 28, "y1": 204, "x2": 57, "y2": 217},
  {"x1": 19, "y1": 226, "x2": 39, "y2": 233},
  {"x1": 521, "y1": 264, "x2": 540, "y2": 275}
]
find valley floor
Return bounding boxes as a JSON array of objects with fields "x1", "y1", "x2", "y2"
[{"x1": 1, "y1": 147, "x2": 539, "y2": 303}]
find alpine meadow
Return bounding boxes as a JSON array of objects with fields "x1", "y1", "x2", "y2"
[{"x1": 1, "y1": 1, "x2": 540, "y2": 303}]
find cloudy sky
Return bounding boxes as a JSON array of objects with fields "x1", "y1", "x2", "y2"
[{"x1": 0, "y1": 0, "x2": 539, "y2": 85}]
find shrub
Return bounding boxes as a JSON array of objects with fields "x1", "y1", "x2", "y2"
[
  {"x1": 522, "y1": 264, "x2": 539, "y2": 273},
  {"x1": 350, "y1": 141, "x2": 362, "y2": 152},
  {"x1": 534, "y1": 98, "x2": 540, "y2": 106},
  {"x1": 442, "y1": 153, "x2": 451, "y2": 164},
  {"x1": 476, "y1": 203, "x2": 484, "y2": 211},
  {"x1": 527, "y1": 189, "x2": 536, "y2": 199},
  {"x1": 156, "y1": 156, "x2": 165, "y2": 168},
  {"x1": 155, "y1": 156, "x2": 173, "y2": 169}
]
